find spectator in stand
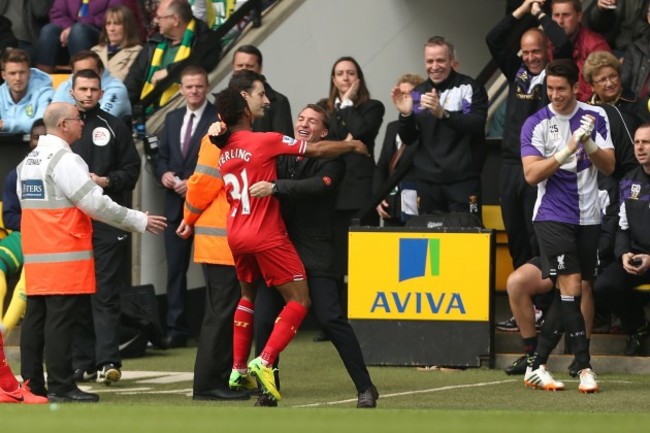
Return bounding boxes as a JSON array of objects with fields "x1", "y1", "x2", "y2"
[
  {"x1": 620, "y1": 1, "x2": 650, "y2": 115},
  {"x1": 124, "y1": 0, "x2": 220, "y2": 112},
  {"x1": 542, "y1": 0, "x2": 612, "y2": 102},
  {"x1": 582, "y1": 0, "x2": 649, "y2": 57},
  {"x1": 52, "y1": 50, "x2": 132, "y2": 121},
  {"x1": 374, "y1": 73, "x2": 423, "y2": 227},
  {"x1": 34, "y1": 0, "x2": 124, "y2": 74},
  {"x1": 0, "y1": 0, "x2": 52, "y2": 58},
  {"x1": 232, "y1": 45, "x2": 293, "y2": 136},
  {"x1": 91, "y1": 5, "x2": 143, "y2": 81},
  {"x1": 0, "y1": 49, "x2": 53, "y2": 134},
  {"x1": 594, "y1": 123, "x2": 650, "y2": 356}
]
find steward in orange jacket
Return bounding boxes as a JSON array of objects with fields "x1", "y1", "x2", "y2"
[{"x1": 178, "y1": 134, "x2": 247, "y2": 400}]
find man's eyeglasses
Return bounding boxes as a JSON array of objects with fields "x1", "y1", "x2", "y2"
[
  {"x1": 63, "y1": 116, "x2": 82, "y2": 122},
  {"x1": 156, "y1": 14, "x2": 175, "y2": 20}
]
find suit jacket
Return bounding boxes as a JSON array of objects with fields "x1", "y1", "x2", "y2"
[{"x1": 154, "y1": 102, "x2": 217, "y2": 222}]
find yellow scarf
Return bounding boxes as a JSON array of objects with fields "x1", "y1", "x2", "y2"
[{"x1": 140, "y1": 19, "x2": 196, "y2": 109}]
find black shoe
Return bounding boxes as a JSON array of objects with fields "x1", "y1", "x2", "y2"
[
  {"x1": 504, "y1": 355, "x2": 528, "y2": 375},
  {"x1": 356, "y1": 385, "x2": 379, "y2": 408},
  {"x1": 72, "y1": 369, "x2": 97, "y2": 383},
  {"x1": 193, "y1": 388, "x2": 251, "y2": 401},
  {"x1": 495, "y1": 316, "x2": 519, "y2": 332},
  {"x1": 568, "y1": 359, "x2": 579, "y2": 378},
  {"x1": 48, "y1": 388, "x2": 99, "y2": 403},
  {"x1": 313, "y1": 332, "x2": 330, "y2": 342},
  {"x1": 254, "y1": 393, "x2": 278, "y2": 407},
  {"x1": 163, "y1": 335, "x2": 187, "y2": 348},
  {"x1": 624, "y1": 333, "x2": 647, "y2": 356}
]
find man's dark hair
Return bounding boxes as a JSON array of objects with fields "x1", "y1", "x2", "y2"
[
  {"x1": 168, "y1": 0, "x2": 193, "y2": 24},
  {"x1": 233, "y1": 45, "x2": 263, "y2": 67},
  {"x1": 1, "y1": 48, "x2": 30, "y2": 71},
  {"x1": 30, "y1": 118, "x2": 45, "y2": 134},
  {"x1": 70, "y1": 50, "x2": 104, "y2": 73},
  {"x1": 546, "y1": 59, "x2": 579, "y2": 87},
  {"x1": 72, "y1": 69, "x2": 102, "y2": 88},
  {"x1": 180, "y1": 64, "x2": 208, "y2": 82},
  {"x1": 302, "y1": 103, "x2": 330, "y2": 130},
  {"x1": 551, "y1": 0, "x2": 582, "y2": 13},
  {"x1": 212, "y1": 87, "x2": 250, "y2": 148},
  {"x1": 228, "y1": 69, "x2": 265, "y2": 93}
]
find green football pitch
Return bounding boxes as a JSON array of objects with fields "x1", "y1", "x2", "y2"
[{"x1": 3, "y1": 331, "x2": 650, "y2": 433}]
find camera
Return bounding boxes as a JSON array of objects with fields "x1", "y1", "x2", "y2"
[{"x1": 630, "y1": 257, "x2": 643, "y2": 267}]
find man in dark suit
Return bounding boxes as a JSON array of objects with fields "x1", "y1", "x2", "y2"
[
  {"x1": 231, "y1": 44, "x2": 293, "y2": 136},
  {"x1": 154, "y1": 65, "x2": 216, "y2": 347}
]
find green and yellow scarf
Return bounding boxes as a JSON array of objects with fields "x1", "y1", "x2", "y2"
[{"x1": 141, "y1": 19, "x2": 196, "y2": 109}]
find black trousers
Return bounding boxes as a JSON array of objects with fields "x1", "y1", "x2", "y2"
[
  {"x1": 255, "y1": 276, "x2": 373, "y2": 393},
  {"x1": 164, "y1": 221, "x2": 194, "y2": 339},
  {"x1": 499, "y1": 163, "x2": 538, "y2": 269},
  {"x1": 21, "y1": 294, "x2": 88, "y2": 394},
  {"x1": 594, "y1": 261, "x2": 650, "y2": 333},
  {"x1": 416, "y1": 177, "x2": 483, "y2": 221},
  {"x1": 73, "y1": 224, "x2": 129, "y2": 371},
  {"x1": 192, "y1": 264, "x2": 241, "y2": 393}
]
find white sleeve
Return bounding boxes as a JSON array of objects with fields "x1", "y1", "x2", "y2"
[{"x1": 54, "y1": 154, "x2": 148, "y2": 233}]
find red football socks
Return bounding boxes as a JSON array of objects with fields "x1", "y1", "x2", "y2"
[
  {"x1": 0, "y1": 334, "x2": 19, "y2": 391},
  {"x1": 232, "y1": 298, "x2": 255, "y2": 370},
  {"x1": 260, "y1": 301, "x2": 308, "y2": 365}
]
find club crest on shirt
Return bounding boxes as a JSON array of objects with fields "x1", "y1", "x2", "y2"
[
  {"x1": 630, "y1": 183, "x2": 641, "y2": 200},
  {"x1": 25, "y1": 104, "x2": 34, "y2": 117},
  {"x1": 282, "y1": 136, "x2": 297, "y2": 146},
  {"x1": 92, "y1": 127, "x2": 111, "y2": 146}
]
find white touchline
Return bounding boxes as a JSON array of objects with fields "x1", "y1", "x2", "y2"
[{"x1": 294, "y1": 379, "x2": 518, "y2": 408}]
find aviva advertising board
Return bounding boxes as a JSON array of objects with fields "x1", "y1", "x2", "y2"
[{"x1": 348, "y1": 231, "x2": 492, "y2": 321}]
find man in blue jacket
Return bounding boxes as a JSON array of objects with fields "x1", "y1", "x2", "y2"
[{"x1": 0, "y1": 48, "x2": 52, "y2": 134}]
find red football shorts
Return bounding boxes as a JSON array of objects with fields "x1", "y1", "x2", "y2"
[{"x1": 233, "y1": 238, "x2": 306, "y2": 287}]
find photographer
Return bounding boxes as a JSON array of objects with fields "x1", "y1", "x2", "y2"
[{"x1": 594, "y1": 123, "x2": 650, "y2": 356}]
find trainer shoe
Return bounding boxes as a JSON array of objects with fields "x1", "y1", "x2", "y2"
[
  {"x1": 73, "y1": 369, "x2": 97, "y2": 383},
  {"x1": 97, "y1": 364, "x2": 121, "y2": 385},
  {"x1": 578, "y1": 368, "x2": 598, "y2": 393},
  {"x1": 0, "y1": 387, "x2": 23, "y2": 403},
  {"x1": 229, "y1": 369, "x2": 258, "y2": 391},
  {"x1": 496, "y1": 316, "x2": 518, "y2": 332},
  {"x1": 356, "y1": 385, "x2": 379, "y2": 408},
  {"x1": 624, "y1": 322, "x2": 649, "y2": 356},
  {"x1": 248, "y1": 357, "x2": 281, "y2": 402},
  {"x1": 504, "y1": 355, "x2": 528, "y2": 375},
  {"x1": 524, "y1": 365, "x2": 565, "y2": 391},
  {"x1": 254, "y1": 393, "x2": 278, "y2": 407},
  {"x1": 19, "y1": 380, "x2": 48, "y2": 404}
]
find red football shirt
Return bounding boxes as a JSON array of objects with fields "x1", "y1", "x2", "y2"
[{"x1": 218, "y1": 130, "x2": 307, "y2": 254}]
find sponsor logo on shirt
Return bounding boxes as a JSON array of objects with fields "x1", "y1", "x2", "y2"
[
  {"x1": 93, "y1": 127, "x2": 111, "y2": 147},
  {"x1": 21, "y1": 179, "x2": 44, "y2": 199},
  {"x1": 282, "y1": 136, "x2": 297, "y2": 145}
]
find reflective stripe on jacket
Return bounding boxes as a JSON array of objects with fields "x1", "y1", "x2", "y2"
[
  {"x1": 184, "y1": 135, "x2": 233, "y2": 265},
  {"x1": 18, "y1": 142, "x2": 96, "y2": 296}
]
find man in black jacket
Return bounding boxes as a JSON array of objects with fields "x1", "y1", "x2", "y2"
[
  {"x1": 69, "y1": 69, "x2": 141, "y2": 385},
  {"x1": 231, "y1": 44, "x2": 293, "y2": 137},
  {"x1": 594, "y1": 124, "x2": 650, "y2": 355},
  {"x1": 249, "y1": 104, "x2": 378, "y2": 409},
  {"x1": 124, "y1": 0, "x2": 220, "y2": 110}
]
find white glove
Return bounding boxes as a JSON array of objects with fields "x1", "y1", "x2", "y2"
[
  {"x1": 573, "y1": 127, "x2": 587, "y2": 142},
  {"x1": 579, "y1": 114, "x2": 595, "y2": 138}
]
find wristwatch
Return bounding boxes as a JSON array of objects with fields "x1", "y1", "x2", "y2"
[
  {"x1": 271, "y1": 181, "x2": 278, "y2": 195},
  {"x1": 104, "y1": 176, "x2": 111, "y2": 188},
  {"x1": 442, "y1": 110, "x2": 451, "y2": 120}
]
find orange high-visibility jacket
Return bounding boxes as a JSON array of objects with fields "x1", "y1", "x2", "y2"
[
  {"x1": 184, "y1": 135, "x2": 234, "y2": 265},
  {"x1": 18, "y1": 134, "x2": 148, "y2": 295}
]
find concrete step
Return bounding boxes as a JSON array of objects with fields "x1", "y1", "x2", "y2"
[
  {"x1": 495, "y1": 329, "x2": 650, "y2": 356},
  {"x1": 496, "y1": 353, "x2": 650, "y2": 375}
]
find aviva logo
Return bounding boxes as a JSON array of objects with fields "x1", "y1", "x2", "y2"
[{"x1": 399, "y1": 238, "x2": 440, "y2": 282}]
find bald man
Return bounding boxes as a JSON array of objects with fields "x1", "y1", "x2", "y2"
[{"x1": 17, "y1": 102, "x2": 166, "y2": 403}]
